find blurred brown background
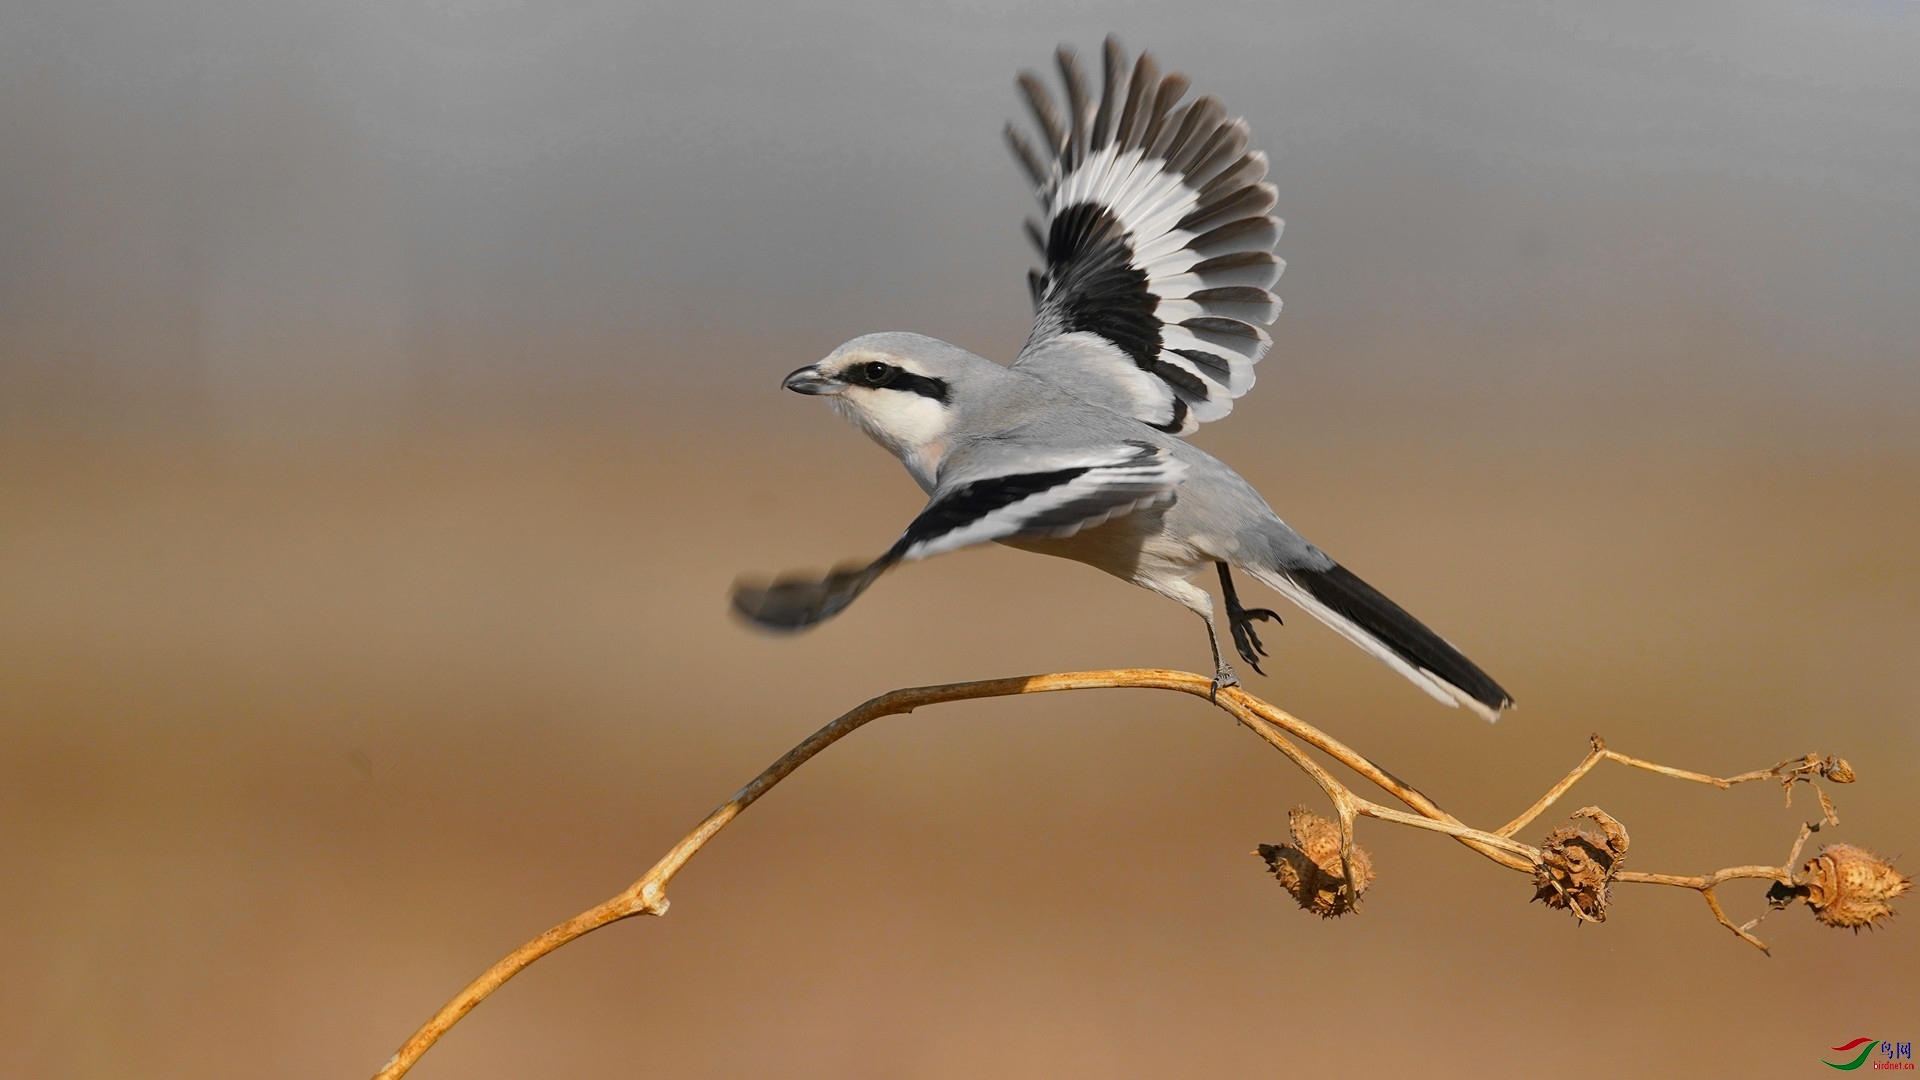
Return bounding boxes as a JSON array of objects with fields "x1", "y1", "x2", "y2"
[{"x1": 2, "y1": 2, "x2": 1916, "y2": 1077}]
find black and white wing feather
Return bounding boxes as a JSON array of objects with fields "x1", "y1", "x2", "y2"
[
  {"x1": 732, "y1": 443, "x2": 1185, "y2": 630},
  {"x1": 1007, "y1": 37, "x2": 1283, "y2": 435}
]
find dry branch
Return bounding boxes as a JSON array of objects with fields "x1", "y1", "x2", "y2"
[{"x1": 371, "y1": 669, "x2": 1905, "y2": 1079}]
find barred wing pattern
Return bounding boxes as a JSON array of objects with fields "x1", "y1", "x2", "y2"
[{"x1": 1007, "y1": 37, "x2": 1283, "y2": 435}]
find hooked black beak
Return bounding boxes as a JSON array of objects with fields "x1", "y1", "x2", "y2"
[{"x1": 781, "y1": 364, "x2": 835, "y2": 395}]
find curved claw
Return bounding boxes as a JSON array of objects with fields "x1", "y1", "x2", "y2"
[
  {"x1": 1216, "y1": 562, "x2": 1284, "y2": 675},
  {"x1": 1227, "y1": 606, "x2": 1283, "y2": 671},
  {"x1": 1229, "y1": 619, "x2": 1269, "y2": 673}
]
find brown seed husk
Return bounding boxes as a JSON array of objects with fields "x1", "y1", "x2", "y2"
[
  {"x1": 1800, "y1": 844, "x2": 1909, "y2": 930},
  {"x1": 1258, "y1": 807, "x2": 1374, "y2": 918},
  {"x1": 1532, "y1": 806, "x2": 1629, "y2": 924}
]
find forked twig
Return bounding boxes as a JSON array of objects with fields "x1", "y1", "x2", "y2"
[
  {"x1": 371, "y1": 669, "x2": 1890, "y2": 1079},
  {"x1": 1497, "y1": 735, "x2": 1851, "y2": 839}
]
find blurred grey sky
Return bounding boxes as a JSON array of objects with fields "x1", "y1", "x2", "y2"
[{"x1": 3, "y1": 0, "x2": 1917, "y2": 438}]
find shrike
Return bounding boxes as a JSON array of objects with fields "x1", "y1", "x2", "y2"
[{"x1": 733, "y1": 37, "x2": 1512, "y2": 720}]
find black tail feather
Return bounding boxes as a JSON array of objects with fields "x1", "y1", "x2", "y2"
[{"x1": 1288, "y1": 563, "x2": 1512, "y2": 715}]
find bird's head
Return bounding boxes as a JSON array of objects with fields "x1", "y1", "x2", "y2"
[{"x1": 782, "y1": 332, "x2": 992, "y2": 486}]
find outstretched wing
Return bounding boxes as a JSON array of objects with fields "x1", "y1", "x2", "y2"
[
  {"x1": 732, "y1": 443, "x2": 1185, "y2": 630},
  {"x1": 1007, "y1": 37, "x2": 1283, "y2": 436}
]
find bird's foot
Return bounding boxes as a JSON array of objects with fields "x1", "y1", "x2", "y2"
[
  {"x1": 1209, "y1": 665, "x2": 1240, "y2": 703},
  {"x1": 1216, "y1": 562, "x2": 1283, "y2": 675},
  {"x1": 1226, "y1": 601, "x2": 1283, "y2": 674}
]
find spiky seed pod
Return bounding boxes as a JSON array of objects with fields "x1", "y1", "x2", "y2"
[
  {"x1": 1799, "y1": 844, "x2": 1909, "y2": 930},
  {"x1": 1257, "y1": 807, "x2": 1374, "y2": 918},
  {"x1": 1532, "y1": 806, "x2": 1629, "y2": 924}
]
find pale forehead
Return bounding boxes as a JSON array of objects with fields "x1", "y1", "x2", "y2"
[{"x1": 826, "y1": 344, "x2": 919, "y2": 370}]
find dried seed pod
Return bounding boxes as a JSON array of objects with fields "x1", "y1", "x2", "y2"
[
  {"x1": 1532, "y1": 806, "x2": 1629, "y2": 924},
  {"x1": 1822, "y1": 757, "x2": 1856, "y2": 784},
  {"x1": 1799, "y1": 844, "x2": 1909, "y2": 931},
  {"x1": 1257, "y1": 807, "x2": 1374, "y2": 918}
]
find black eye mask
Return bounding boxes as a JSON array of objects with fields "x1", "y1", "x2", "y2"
[{"x1": 842, "y1": 361, "x2": 950, "y2": 403}]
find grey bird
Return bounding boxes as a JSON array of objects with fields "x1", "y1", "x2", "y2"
[{"x1": 732, "y1": 37, "x2": 1512, "y2": 720}]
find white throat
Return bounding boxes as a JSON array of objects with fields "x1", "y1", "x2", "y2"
[{"x1": 830, "y1": 389, "x2": 951, "y2": 491}]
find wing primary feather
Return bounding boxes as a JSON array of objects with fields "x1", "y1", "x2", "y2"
[
  {"x1": 1177, "y1": 125, "x2": 1229, "y2": 178},
  {"x1": 1158, "y1": 97, "x2": 1215, "y2": 166},
  {"x1": 1027, "y1": 268, "x2": 1045, "y2": 307},
  {"x1": 1181, "y1": 316, "x2": 1270, "y2": 358},
  {"x1": 1116, "y1": 52, "x2": 1158, "y2": 151},
  {"x1": 1138, "y1": 73, "x2": 1190, "y2": 155},
  {"x1": 1163, "y1": 98, "x2": 1227, "y2": 173},
  {"x1": 1018, "y1": 72, "x2": 1065, "y2": 153},
  {"x1": 1191, "y1": 286, "x2": 1280, "y2": 323},
  {"x1": 1169, "y1": 347, "x2": 1233, "y2": 383},
  {"x1": 1196, "y1": 151, "x2": 1267, "y2": 204},
  {"x1": 1142, "y1": 355, "x2": 1210, "y2": 399},
  {"x1": 1057, "y1": 47, "x2": 1089, "y2": 170},
  {"x1": 1023, "y1": 217, "x2": 1046, "y2": 256},
  {"x1": 1193, "y1": 215, "x2": 1282, "y2": 258},
  {"x1": 1005, "y1": 124, "x2": 1048, "y2": 189},
  {"x1": 1183, "y1": 120, "x2": 1251, "y2": 188},
  {"x1": 1089, "y1": 36, "x2": 1124, "y2": 151},
  {"x1": 1146, "y1": 101, "x2": 1195, "y2": 161},
  {"x1": 1178, "y1": 181, "x2": 1277, "y2": 233},
  {"x1": 1192, "y1": 250, "x2": 1282, "y2": 290}
]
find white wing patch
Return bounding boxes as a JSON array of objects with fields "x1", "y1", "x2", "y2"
[{"x1": 1008, "y1": 38, "x2": 1284, "y2": 435}]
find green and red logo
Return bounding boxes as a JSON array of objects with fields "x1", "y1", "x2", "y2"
[
  {"x1": 1827, "y1": 1039, "x2": 1879, "y2": 1071},
  {"x1": 1824, "y1": 1038, "x2": 1914, "y2": 1071}
]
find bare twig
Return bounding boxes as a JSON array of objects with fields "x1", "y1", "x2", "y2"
[
  {"x1": 371, "y1": 669, "x2": 1895, "y2": 1079},
  {"x1": 1497, "y1": 736, "x2": 1851, "y2": 838}
]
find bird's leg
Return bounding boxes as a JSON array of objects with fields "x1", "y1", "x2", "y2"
[
  {"x1": 1150, "y1": 576, "x2": 1241, "y2": 701},
  {"x1": 1198, "y1": 603, "x2": 1239, "y2": 702},
  {"x1": 1216, "y1": 562, "x2": 1282, "y2": 675}
]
